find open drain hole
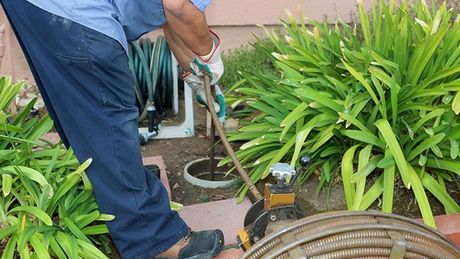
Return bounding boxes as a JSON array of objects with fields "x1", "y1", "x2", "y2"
[{"x1": 184, "y1": 157, "x2": 238, "y2": 188}]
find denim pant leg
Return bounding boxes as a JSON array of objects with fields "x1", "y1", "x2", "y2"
[{"x1": 1, "y1": 1, "x2": 188, "y2": 257}]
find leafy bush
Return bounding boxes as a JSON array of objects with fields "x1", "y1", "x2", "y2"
[
  {"x1": 0, "y1": 77, "x2": 111, "y2": 258},
  {"x1": 224, "y1": 0, "x2": 460, "y2": 227},
  {"x1": 220, "y1": 39, "x2": 277, "y2": 90}
]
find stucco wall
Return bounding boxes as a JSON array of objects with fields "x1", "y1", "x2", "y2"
[
  {"x1": 205, "y1": 0, "x2": 366, "y2": 50},
  {"x1": 206, "y1": 0, "x2": 361, "y2": 26},
  {"x1": 0, "y1": 0, "x2": 364, "y2": 84}
]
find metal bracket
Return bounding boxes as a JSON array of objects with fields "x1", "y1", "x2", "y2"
[{"x1": 138, "y1": 53, "x2": 195, "y2": 139}]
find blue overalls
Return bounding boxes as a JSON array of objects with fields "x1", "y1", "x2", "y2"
[{"x1": 0, "y1": 0, "x2": 209, "y2": 257}]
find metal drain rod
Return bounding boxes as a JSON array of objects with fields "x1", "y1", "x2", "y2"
[
  {"x1": 204, "y1": 75, "x2": 263, "y2": 201},
  {"x1": 208, "y1": 85, "x2": 216, "y2": 181}
]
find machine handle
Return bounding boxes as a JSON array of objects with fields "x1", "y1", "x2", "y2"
[{"x1": 203, "y1": 74, "x2": 263, "y2": 201}]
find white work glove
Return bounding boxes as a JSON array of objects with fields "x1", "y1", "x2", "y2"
[
  {"x1": 182, "y1": 72, "x2": 226, "y2": 122},
  {"x1": 190, "y1": 30, "x2": 224, "y2": 85}
]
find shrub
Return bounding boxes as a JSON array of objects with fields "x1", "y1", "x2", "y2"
[
  {"x1": 224, "y1": 0, "x2": 460, "y2": 227},
  {"x1": 0, "y1": 77, "x2": 111, "y2": 258},
  {"x1": 220, "y1": 39, "x2": 277, "y2": 90}
]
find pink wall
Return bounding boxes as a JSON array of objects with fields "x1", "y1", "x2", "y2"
[
  {"x1": 206, "y1": 0, "x2": 364, "y2": 26},
  {"x1": 204, "y1": 0, "x2": 367, "y2": 51}
]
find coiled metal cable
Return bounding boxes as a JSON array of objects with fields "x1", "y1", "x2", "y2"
[{"x1": 243, "y1": 211, "x2": 460, "y2": 259}]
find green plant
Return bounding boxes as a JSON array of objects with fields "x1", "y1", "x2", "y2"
[
  {"x1": 224, "y1": 0, "x2": 460, "y2": 227},
  {"x1": 220, "y1": 39, "x2": 277, "y2": 90},
  {"x1": 436, "y1": 0, "x2": 460, "y2": 16},
  {"x1": 0, "y1": 77, "x2": 112, "y2": 258}
]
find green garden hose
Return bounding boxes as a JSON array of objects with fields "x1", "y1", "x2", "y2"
[{"x1": 128, "y1": 36, "x2": 175, "y2": 143}]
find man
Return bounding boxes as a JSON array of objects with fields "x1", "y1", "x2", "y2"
[{"x1": 0, "y1": 0, "x2": 225, "y2": 258}]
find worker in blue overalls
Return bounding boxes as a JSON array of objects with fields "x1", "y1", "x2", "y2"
[{"x1": 0, "y1": 0, "x2": 225, "y2": 258}]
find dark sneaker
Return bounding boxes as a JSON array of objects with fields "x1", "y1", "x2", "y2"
[{"x1": 156, "y1": 229, "x2": 225, "y2": 259}]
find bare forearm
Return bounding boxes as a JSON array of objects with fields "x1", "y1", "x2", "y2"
[
  {"x1": 163, "y1": 0, "x2": 212, "y2": 56},
  {"x1": 163, "y1": 25, "x2": 195, "y2": 70}
]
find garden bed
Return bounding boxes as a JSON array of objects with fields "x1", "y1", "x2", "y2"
[
  {"x1": 147, "y1": 130, "x2": 460, "y2": 219},
  {"x1": 141, "y1": 101, "x2": 238, "y2": 206}
]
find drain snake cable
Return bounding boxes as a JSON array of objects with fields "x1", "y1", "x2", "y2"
[{"x1": 203, "y1": 75, "x2": 263, "y2": 201}]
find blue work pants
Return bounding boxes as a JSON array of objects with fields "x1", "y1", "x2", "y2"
[{"x1": 1, "y1": 1, "x2": 188, "y2": 257}]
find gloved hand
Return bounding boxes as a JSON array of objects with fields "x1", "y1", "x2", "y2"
[
  {"x1": 190, "y1": 30, "x2": 224, "y2": 85},
  {"x1": 182, "y1": 72, "x2": 226, "y2": 122}
]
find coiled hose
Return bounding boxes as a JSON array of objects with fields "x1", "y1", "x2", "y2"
[
  {"x1": 242, "y1": 210, "x2": 460, "y2": 259},
  {"x1": 128, "y1": 36, "x2": 174, "y2": 140}
]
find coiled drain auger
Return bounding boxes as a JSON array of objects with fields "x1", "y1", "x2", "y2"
[
  {"x1": 242, "y1": 211, "x2": 460, "y2": 259},
  {"x1": 128, "y1": 36, "x2": 174, "y2": 144}
]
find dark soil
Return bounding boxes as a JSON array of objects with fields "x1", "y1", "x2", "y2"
[
  {"x1": 140, "y1": 101, "x2": 239, "y2": 205},
  {"x1": 296, "y1": 172, "x2": 460, "y2": 218}
]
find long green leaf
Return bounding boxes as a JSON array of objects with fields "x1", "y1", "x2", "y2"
[
  {"x1": 426, "y1": 159, "x2": 460, "y2": 175},
  {"x1": 422, "y1": 174, "x2": 460, "y2": 214},
  {"x1": 338, "y1": 112, "x2": 372, "y2": 133},
  {"x1": 341, "y1": 130, "x2": 385, "y2": 149},
  {"x1": 55, "y1": 232, "x2": 77, "y2": 259},
  {"x1": 343, "y1": 61, "x2": 380, "y2": 107},
  {"x1": 341, "y1": 145, "x2": 360, "y2": 209},
  {"x1": 30, "y1": 233, "x2": 51, "y2": 259},
  {"x1": 279, "y1": 102, "x2": 309, "y2": 140},
  {"x1": 412, "y1": 109, "x2": 445, "y2": 134},
  {"x1": 81, "y1": 224, "x2": 110, "y2": 236},
  {"x1": 49, "y1": 174, "x2": 81, "y2": 212},
  {"x1": 295, "y1": 86, "x2": 342, "y2": 112},
  {"x1": 2, "y1": 233, "x2": 18, "y2": 259},
  {"x1": 453, "y1": 91, "x2": 460, "y2": 114},
  {"x1": 407, "y1": 133, "x2": 446, "y2": 161},
  {"x1": 351, "y1": 155, "x2": 383, "y2": 183},
  {"x1": 9, "y1": 206, "x2": 53, "y2": 226},
  {"x1": 2, "y1": 173, "x2": 12, "y2": 196},
  {"x1": 359, "y1": 0, "x2": 372, "y2": 46},
  {"x1": 310, "y1": 125, "x2": 336, "y2": 153},
  {"x1": 75, "y1": 211, "x2": 100, "y2": 229},
  {"x1": 62, "y1": 217, "x2": 91, "y2": 243},
  {"x1": 1, "y1": 166, "x2": 51, "y2": 190},
  {"x1": 352, "y1": 145, "x2": 373, "y2": 210},
  {"x1": 382, "y1": 149, "x2": 395, "y2": 213},
  {"x1": 359, "y1": 174, "x2": 384, "y2": 210},
  {"x1": 290, "y1": 114, "x2": 332, "y2": 165},
  {"x1": 0, "y1": 225, "x2": 16, "y2": 240},
  {"x1": 49, "y1": 235, "x2": 67, "y2": 259},
  {"x1": 408, "y1": 165, "x2": 435, "y2": 227},
  {"x1": 450, "y1": 138, "x2": 459, "y2": 159},
  {"x1": 375, "y1": 119, "x2": 411, "y2": 188}
]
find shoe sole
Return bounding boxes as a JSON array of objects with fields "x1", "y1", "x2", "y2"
[{"x1": 155, "y1": 240, "x2": 224, "y2": 259}]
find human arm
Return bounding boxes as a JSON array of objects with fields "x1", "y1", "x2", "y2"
[{"x1": 162, "y1": 0, "x2": 213, "y2": 56}]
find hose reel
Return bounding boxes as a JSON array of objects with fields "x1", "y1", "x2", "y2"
[{"x1": 128, "y1": 36, "x2": 175, "y2": 144}]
